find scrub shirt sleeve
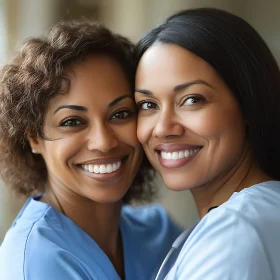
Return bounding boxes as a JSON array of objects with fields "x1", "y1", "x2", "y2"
[
  {"x1": 24, "y1": 248, "x2": 96, "y2": 280},
  {"x1": 171, "y1": 207, "x2": 273, "y2": 280}
]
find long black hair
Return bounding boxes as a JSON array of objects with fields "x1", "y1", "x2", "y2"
[{"x1": 136, "y1": 8, "x2": 280, "y2": 180}]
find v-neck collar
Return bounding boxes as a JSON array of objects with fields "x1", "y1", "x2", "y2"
[{"x1": 27, "y1": 196, "x2": 132, "y2": 279}]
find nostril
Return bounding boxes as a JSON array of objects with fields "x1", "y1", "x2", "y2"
[
  {"x1": 153, "y1": 121, "x2": 184, "y2": 139},
  {"x1": 87, "y1": 133, "x2": 119, "y2": 152}
]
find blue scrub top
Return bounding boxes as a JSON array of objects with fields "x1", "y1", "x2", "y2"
[
  {"x1": 165, "y1": 181, "x2": 280, "y2": 280},
  {"x1": 0, "y1": 196, "x2": 182, "y2": 280}
]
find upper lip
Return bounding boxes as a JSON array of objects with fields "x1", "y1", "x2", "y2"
[
  {"x1": 78, "y1": 155, "x2": 128, "y2": 165},
  {"x1": 154, "y1": 143, "x2": 203, "y2": 153}
]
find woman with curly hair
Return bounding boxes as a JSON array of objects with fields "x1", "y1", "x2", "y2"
[{"x1": 0, "y1": 20, "x2": 181, "y2": 280}]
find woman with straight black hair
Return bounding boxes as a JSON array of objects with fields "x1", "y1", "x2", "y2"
[{"x1": 135, "y1": 8, "x2": 280, "y2": 279}]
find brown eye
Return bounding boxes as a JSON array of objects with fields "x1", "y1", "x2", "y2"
[
  {"x1": 183, "y1": 95, "x2": 205, "y2": 106},
  {"x1": 112, "y1": 111, "x2": 129, "y2": 119},
  {"x1": 137, "y1": 101, "x2": 158, "y2": 110},
  {"x1": 60, "y1": 118, "x2": 84, "y2": 127},
  {"x1": 111, "y1": 110, "x2": 133, "y2": 120}
]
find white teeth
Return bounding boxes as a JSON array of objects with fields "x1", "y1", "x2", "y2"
[
  {"x1": 113, "y1": 163, "x2": 117, "y2": 171},
  {"x1": 179, "y1": 151, "x2": 184, "y2": 159},
  {"x1": 100, "y1": 165, "x2": 106, "y2": 174},
  {"x1": 171, "y1": 152, "x2": 179, "y2": 160},
  {"x1": 89, "y1": 164, "x2": 94, "y2": 173},
  {"x1": 107, "y1": 164, "x2": 113, "y2": 173},
  {"x1": 82, "y1": 161, "x2": 121, "y2": 174},
  {"x1": 160, "y1": 148, "x2": 201, "y2": 160},
  {"x1": 94, "y1": 165, "x2": 99, "y2": 173}
]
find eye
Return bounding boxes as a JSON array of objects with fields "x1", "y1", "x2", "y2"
[
  {"x1": 60, "y1": 118, "x2": 85, "y2": 127},
  {"x1": 182, "y1": 95, "x2": 205, "y2": 106},
  {"x1": 137, "y1": 101, "x2": 158, "y2": 110},
  {"x1": 111, "y1": 110, "x2": 132, "y2": 120}
]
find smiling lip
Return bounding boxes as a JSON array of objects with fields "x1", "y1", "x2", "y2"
[
  {"x1": 79, "y1": 155, "x2": 127, "y2": 165},
  {"x1": 77, "y1": 155, "x2": 128, "y2": 182},
  {"x1": 155, "y1": 144, "x2": 202, "y2": 169}
]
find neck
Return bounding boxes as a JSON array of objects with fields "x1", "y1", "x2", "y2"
[
  {"x1": 41, "y1": 189, "x2": 124, "y2": 278},
  {"x1": 191, "y1": 145, "x2": 272, "y2": 218}
]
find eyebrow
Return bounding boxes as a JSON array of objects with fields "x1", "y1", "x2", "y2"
[
  {"x1": 53, "y1": 105, "x2": 87, "y2": 115},
  {"x1": 108, "y1": 94, "x2": 133, "y2": 108},
  {"x1": 53, "y1": 94, "x2": 133, "y2": 115},
  {"x1": 135, "y1": 79, "x2": 213, "y2": 96}
]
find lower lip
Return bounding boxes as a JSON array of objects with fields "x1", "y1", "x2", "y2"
[
  {"x1": 158, "y1": 150, "x2": 201, "y2": 169},
  {"x1": 78, "y1": 162, "x2": 125, "y2": 182}
]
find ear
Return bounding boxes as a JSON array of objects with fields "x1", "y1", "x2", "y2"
[{"x1": 27, "y1": 131, "x2": 42, "y2": 155}]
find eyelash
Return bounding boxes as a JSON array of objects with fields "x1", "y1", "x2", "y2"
[
  {"x1": 137, "y1": 95, "x2": 206, "y2": 111},
  {"x1": 110, "y1": 110, "x2": 134, "y2": 120},
  {"x1": 137, "y1": 100, "x2": 158, "y2": 111},
  {"x1": 59, "y1": 117, "x2": 86, "y2": 127},
  {"x1": 59, "y1": 109, "x2": 134, "y2": 128},
  {"x1": 181, "y1": 95, "x2": 206, "y2": 106}
]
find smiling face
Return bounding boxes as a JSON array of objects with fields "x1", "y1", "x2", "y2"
[
  {"x1": 135, "y1": 43, "x2": 247, "y2": 191},
  {"x1": 29, "y1": 54, "x2": 142, "y2": 203}
]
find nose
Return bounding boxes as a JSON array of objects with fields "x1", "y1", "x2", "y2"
[
  {"x1": 87, "y1": 123, "x2": 118, "y2": 152},
  {"x1": 153, "y1": 109, "x2": 185, "y2": 139}
]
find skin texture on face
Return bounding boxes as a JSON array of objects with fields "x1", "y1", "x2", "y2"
[
  {"x1": 29, "y1": 54, "x2": 142, "y2": 205},
  {"x1": 135, "y1": 43, "x2": 248, "y2": 193}
]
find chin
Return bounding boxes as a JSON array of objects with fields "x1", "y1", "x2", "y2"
[
  {"x1": 89, "y1": 195, "x2": 125, "y2": 204},
  {"x1": 87, "y1": 188, "x2": 128, "y2": 204},
  {"x1": 165, "y1": 183, "x2": 190, "y2": 192},
  {"x1": 160, "y1": 173, "x2": 199, "y2": 191},
  {"x1": 160, "y1": 177, "x2": 187, "y2": 191}
]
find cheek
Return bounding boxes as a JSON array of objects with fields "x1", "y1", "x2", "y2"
[
  {"x1": 186, "y1": 104, "x2": 245, "y2": 141},
  {"x1": 212, "y1": 110, "x2": 245, "y2": 144},
  {"x1": 191, "y1": 107, "x2": 246, "y2": 171},
  {"x1": 115, "y1": 121, "x2": 141, "y2": 149},
  {"x1": 136, "y1": 125, "x2": 145, "y2": 145},
  {"x1": 42, "y1": 136, "x2": 82, "y2": 166},
  {"x1": 136, "y1": 117, "x2": 153, "y2": 146}
]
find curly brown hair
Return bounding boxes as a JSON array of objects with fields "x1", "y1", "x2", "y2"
[{"x1": 0, "y1": 20, "x2": 155, "y2": 204}]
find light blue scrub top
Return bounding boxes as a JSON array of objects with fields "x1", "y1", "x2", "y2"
[
  {"x1": 165, "y1": 181, "x2": 280, "y2": 280},
  {"x1": 0, "y1": 196, "x2": 182, "y2": 280}
]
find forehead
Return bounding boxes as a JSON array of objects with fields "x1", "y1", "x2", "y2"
[
  {"x1": 136, "y1": 43, "x2": 220, "y2": 89},
  {"x1": 66, "y1": 54, "x2": 127, "y2": 82},
  {"x1": 47, "y1": 54, "x2": 132, "y2": 110}
]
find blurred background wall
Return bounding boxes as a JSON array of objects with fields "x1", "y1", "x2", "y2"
[{"x1": 0, "y1": 0, "x2": 279, "y2": 242}]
